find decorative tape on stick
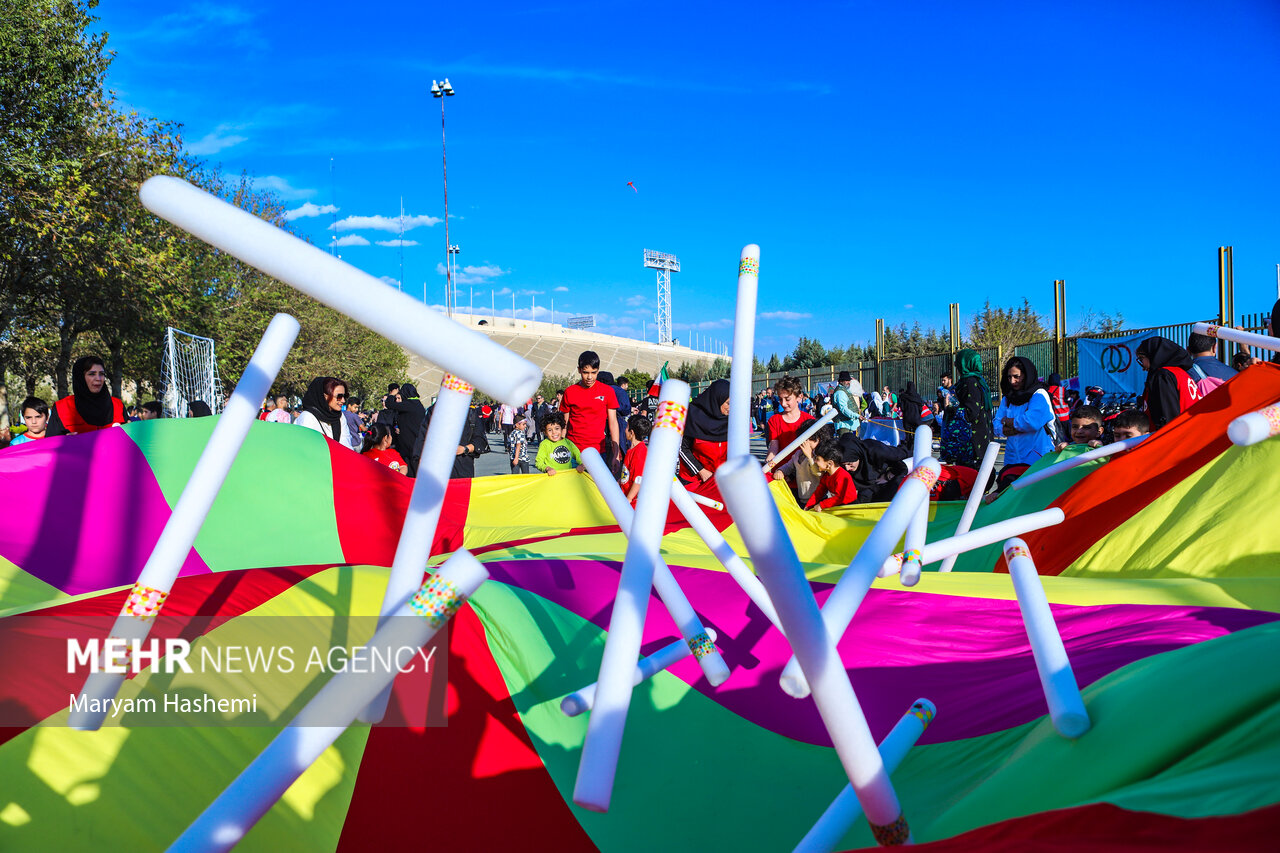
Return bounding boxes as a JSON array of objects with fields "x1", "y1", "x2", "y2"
[
  {"x1": 870, "y1": 814, "x2": 911, "y2": 847},
  {"x1": 686, "y1": 631, "x2": 716, "y2": 660},
  {"x1": 739, "y1": 257, "x2": 759, "y2": 277},
  {"x1": 124, "y1": 584, "x2": 168, "y2": 622},
  {"x1": 654, "y1": 400, "x2": 688, "y2": 432},
  {"x1": 409, "y1": 575, "x2": 465, "y2": 630},
  {"x1": 1228, "y1": 402, "x2": 1280, "y2": 447},
  {"x1": 906, "y1": 700, "x2": 935, "y2": 728},
  {"x1": 905, "y1": 463, "x2": 940, "y2": 489},
  {"x1": 442, "y1": 373, "x2": 474, "y2": 394}
]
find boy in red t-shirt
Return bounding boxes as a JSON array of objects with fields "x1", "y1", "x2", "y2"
[
  {"x1": 765, "y1": 376, "x2": 816, "y2": 468},
  {"x1": 562, "y1": 350, "x2": 621, "y2": 466},
  {"x1": 805, "y1": 439, "x2": 858, "y2": 511},
  {"x1": 620, "y1": 414, "x2": 651, "y2": 503}
]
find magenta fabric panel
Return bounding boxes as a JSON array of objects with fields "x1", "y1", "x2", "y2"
[{"x1": 0, "y1": 430, "x2": 209, "y2": 595}]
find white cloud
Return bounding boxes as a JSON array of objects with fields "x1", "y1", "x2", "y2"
[
  {"x1": 516, "y1": 289, "x2": 544, "y2": 297},
  {"x1": 553, "y1": 286, "x2": 569, "y2": 293},
  {"x1": 623, "y1": 295, "x2": 649, "y2": 307},
  {"x1": 493, "y1": 287, "x2": 513, "y2": 296},
  {"x1": 435, "y1": 263, "x2": 510, "y2": 285},
  {"x1": 674, "y1": 319, "x2": 732, "y2": 331},
  {"x1": 250, "y1": 175, "x2": 315, "y2": 201},
  {"x1": 284, "y1": 202, "x2": 338, "y2": 222},
  {"x1": 186, "y1": 124, "x2": 248, "y2": 155},
  {"x1": 378, "y1": 276, "x2": 400, "y2": 287},
  {"x1": 903, "y1": 303, "x2": 915, "y2": 309},
  {"x1": 330, "y1": 234, "x2": 369, "y2": 247},
  {"x1": 376, "y1": 239, "x2": 419, "y2": 247},
  {"x1": 331, "y1": 213, "x2": 441, "y2": 232},
  {"x1": 758, "y1": 310, "x2": 813, "y2": 321}
]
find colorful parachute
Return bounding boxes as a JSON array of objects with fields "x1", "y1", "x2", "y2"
[{"x1": 2, "y1": 366, "x2": 1279, "y2": 850}]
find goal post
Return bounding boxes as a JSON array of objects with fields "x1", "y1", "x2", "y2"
[{"x1": 160, "y1": 327, "x2": 223, "y2": 419}]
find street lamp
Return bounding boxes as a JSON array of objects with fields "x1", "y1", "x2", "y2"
[
  {"x1": 449, "y1": 244, "x2": 462, "y2": 315},
  {"x1": 432, "y1": 78, "x2": 456, "y2": 317}
]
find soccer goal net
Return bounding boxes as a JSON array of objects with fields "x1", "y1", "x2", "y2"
[{"x1": 160, "y1": 327, "x2": 223, "y2": 419}]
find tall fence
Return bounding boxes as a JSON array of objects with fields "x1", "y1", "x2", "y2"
[{"x1": 689, "y1": 309, "x2": 1275, "y2": 401}]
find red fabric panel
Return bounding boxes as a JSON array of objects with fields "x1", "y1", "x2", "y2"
[
  {"x1": 337, "y1": 604, "x2": 595, "y2": 851},
  {"x1": 328, "y1": 441, "x2": 471, "y2": 566},
  {"x1": 0, "y1": 565, "x2": 332, "y2": 743},
  {"x1": 1015, "y1": 364, "x2": 1280, "y2": 576},
  {"x1": 843, "y1": 800, "x2": 1280, "y2": 851}
]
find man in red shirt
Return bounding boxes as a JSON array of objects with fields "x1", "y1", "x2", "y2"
[{"x1": 561, "y1": 350, "x2": 621, "y2": 466}]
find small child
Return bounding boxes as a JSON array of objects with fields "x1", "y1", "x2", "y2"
[
  {"x1": 805, "y1": 439, "x2": 858, "y2": 511},
  {"x1": 509, "y1": 413, "x2": 530, "y2": 474},
  {"x1": 620, "y1": 414, "x2": 651, "y2": 503},
  {"x1": 534, "y1": 412, "x2": 581, "y2": 475},
  {"x1": 9, "y1": 397, "x2": 49, "y2": 446},
  {"x1": 773, "y1": 423, "x2": 834, "y2": 506},
  {"x1": 1055, "y1": 404, "x2": 1104, "y2": 451},
  {"x1": 1110, "y1": 408, "x2": 1151, "y2": 442}
]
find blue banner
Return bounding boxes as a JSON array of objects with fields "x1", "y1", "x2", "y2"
[{"x1": 1076, "y1": 331, "x2": 1159, "y2": 395}]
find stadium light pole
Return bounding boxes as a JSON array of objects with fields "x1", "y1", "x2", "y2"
[
  {"x1": 432, "y1": 78, "x2": 456, "y2": 317},
  {"x1": 449, "y1": 244, "x2": 461, "y2": 315}
]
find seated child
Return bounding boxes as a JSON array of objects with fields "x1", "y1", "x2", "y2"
[
  {"x1": 620, "y1": 414, "x2": 651, "y2": 502},
  {"x1": 773, "y1": 423, "x2": 835, "y2": 506},
  {"x1": 1055, "y1": 404, "x2": 1104, "y2": 451},
  {"x1": 509, "y1": 412, "x2": 530, "y2": 474},
  {"x1": 1110, "y1": 408, "x2": 1151, "y2": 442},
  {"x1": 9, "y1": 397, "x2": 48, "y2": 446},
  {"x1": 534, "y1": 412, "x2": 582, "y2": 475},
  {"x1": 805, "y1": 439, "x2": 858, "y2": 511}
]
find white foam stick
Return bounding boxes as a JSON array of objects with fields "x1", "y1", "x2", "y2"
[
  {"x1": 360, "y1": 374, "x2": 474, "y2": 723},
  {"x1": 1011, "y1": 434, "x2": 1151, "y2": 490},
  {"x1": 762, "y1": 409, "x2": 838, "y2": 473},
  {"x1": 717, "y1": 456, "x2": 911, "y2": 844},
  {"x1": 169, "y1": 550, "x2": 488, "y2": 853},
  {"x1": 899, "y1": 425, "x2": 933, "y2": 587},
  {"x1": 728, "y1": 244, "x2": 759, "y2": 460},
  {"x1": 139, "y1": 175, "x2": 540, "y2": 404},
  {"x1": 70, "y1": 314, "x2": 300, "y2": 731},
  {"x1": 938, "y1": 441, "x2": 1000, "y2": 573},
  {"x1": 794, "y1": 699, "x2": 937, "y2": 853},
  {"x1": 580, "y1": 448, "x2": 731, "y2": 687},
  {"x1": 670, "y1": 483, "x2": 782, "y2": 629},
  {"x1": 687, "y1": 491, "x2": 725, "y2": 512},
  {"x1": 1228, "y1": 402, "x2": 1280, "y2": 446},
  {"x1": 1003, "y1": 538, "x2": 1090, "y2": 739},
  {"x1": 880, "y1": 508, "x2": 1066, "y2": 577},
  {"x1": 779, "y1": 461, "x2": 940, "y2": 700},
  {"x1": 574, "y1": 381, "x2": 695, "y2": 813},
  {"x1": 1192, "y1": 321, "x2": 1280, "y2": 354},
  {"x1": 560, "y1": 629, "x2": 719, "y2": 717}
]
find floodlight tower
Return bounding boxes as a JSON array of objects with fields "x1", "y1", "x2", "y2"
[{"x1": 643, "y1": 249, "x2": 680, "y2": 345}]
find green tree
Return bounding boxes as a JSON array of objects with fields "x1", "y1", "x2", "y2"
[
  {"x1": 1075, "y1": 308, "x2": 1125, "y2": 335},
  {"x1": 765, "y1": 353, "x2": 782, "y2": 373},
  {"x1": 782, "y1": 336, "x2": 827, "y2": 370},
  {"x1": 704, "y1": 357, "x2": 729, "y2": 381},
  {"x1": 965, "y1": 299, "x2": 1050, "y2": 355}
]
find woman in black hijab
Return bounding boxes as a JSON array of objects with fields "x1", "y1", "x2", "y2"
[
  {"x1": 294, "y1": 376, "x2": 352, "y2": 447},
  {"x1": 679, "y1": 378, "x2": 730, "y2": 482},
  {"x1": 836, "y1": 432, "x2": 911, "y2": 503},
  {"x1": 898, "y1": 381, "x2": 932, "y2": 452},
  {"x1": 47, "y1": 355, "x2": 128, "y2": 435},
  {"x1": 386, "y1": 382, "x2": 428, "y2": 474},
  {"x1": 1136, "y1": 336, "x2": 1198, "y2": 429}
]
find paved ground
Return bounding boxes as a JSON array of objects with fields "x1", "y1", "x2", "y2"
[{"x1": 473, "y1": 429, "x2": 771, "y2": 477}]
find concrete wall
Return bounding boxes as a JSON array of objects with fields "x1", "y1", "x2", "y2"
[{"x1": 403, "y1": 312, "x2": 727, "y2": 399}]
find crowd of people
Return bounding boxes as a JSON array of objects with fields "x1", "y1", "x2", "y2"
[{"x1": 5, "y1": 305, "x2": 1278, "y2": 514}]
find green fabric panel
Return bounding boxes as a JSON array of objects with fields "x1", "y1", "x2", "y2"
[
  {"x1": 0, "y1": 553, "x2": 68, "y2": 616},
  {"x1": 944, "y1": 445, "x2": 1096, "y2": 573},
  {"x1": 468, "y1": 581, "x2": 1280, "y2": 850},
  {"x1": 124, "y1": 419, "x2": 344, "y2": 571}
]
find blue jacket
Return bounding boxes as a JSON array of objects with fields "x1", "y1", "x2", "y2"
[{"x1": 994, "y1": 388, "x2": 1055, "y2": 466}]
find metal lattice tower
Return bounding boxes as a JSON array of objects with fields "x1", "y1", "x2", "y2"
[{"x1": 643, "y1": 249, "x2": 680, "y2": 345}]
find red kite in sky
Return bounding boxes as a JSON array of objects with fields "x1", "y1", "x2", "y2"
[{"x1": 627, "y1": 181, "x2": 637, "y2": 193}]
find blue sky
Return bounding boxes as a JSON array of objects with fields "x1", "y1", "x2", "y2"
[{"x1": 94, "y1": 0, "x2": 1280, "y2": 361}]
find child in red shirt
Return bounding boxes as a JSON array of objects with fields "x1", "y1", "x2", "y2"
[
  {"x1": 561, "y1": 350, "x2": 620, "y2": 465},
  {"x1": 620, "y1": 414, "x2": 651, "y2": 503},
  {"x1": 362, "y1": 423, "x2": 408, "y2": 474},
  {"x1": 805, "y1": 439, "x2": 858, "y2": 511},
  {"x1": 765, "y1": 376, "x2": 816, "y2": 469}
]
